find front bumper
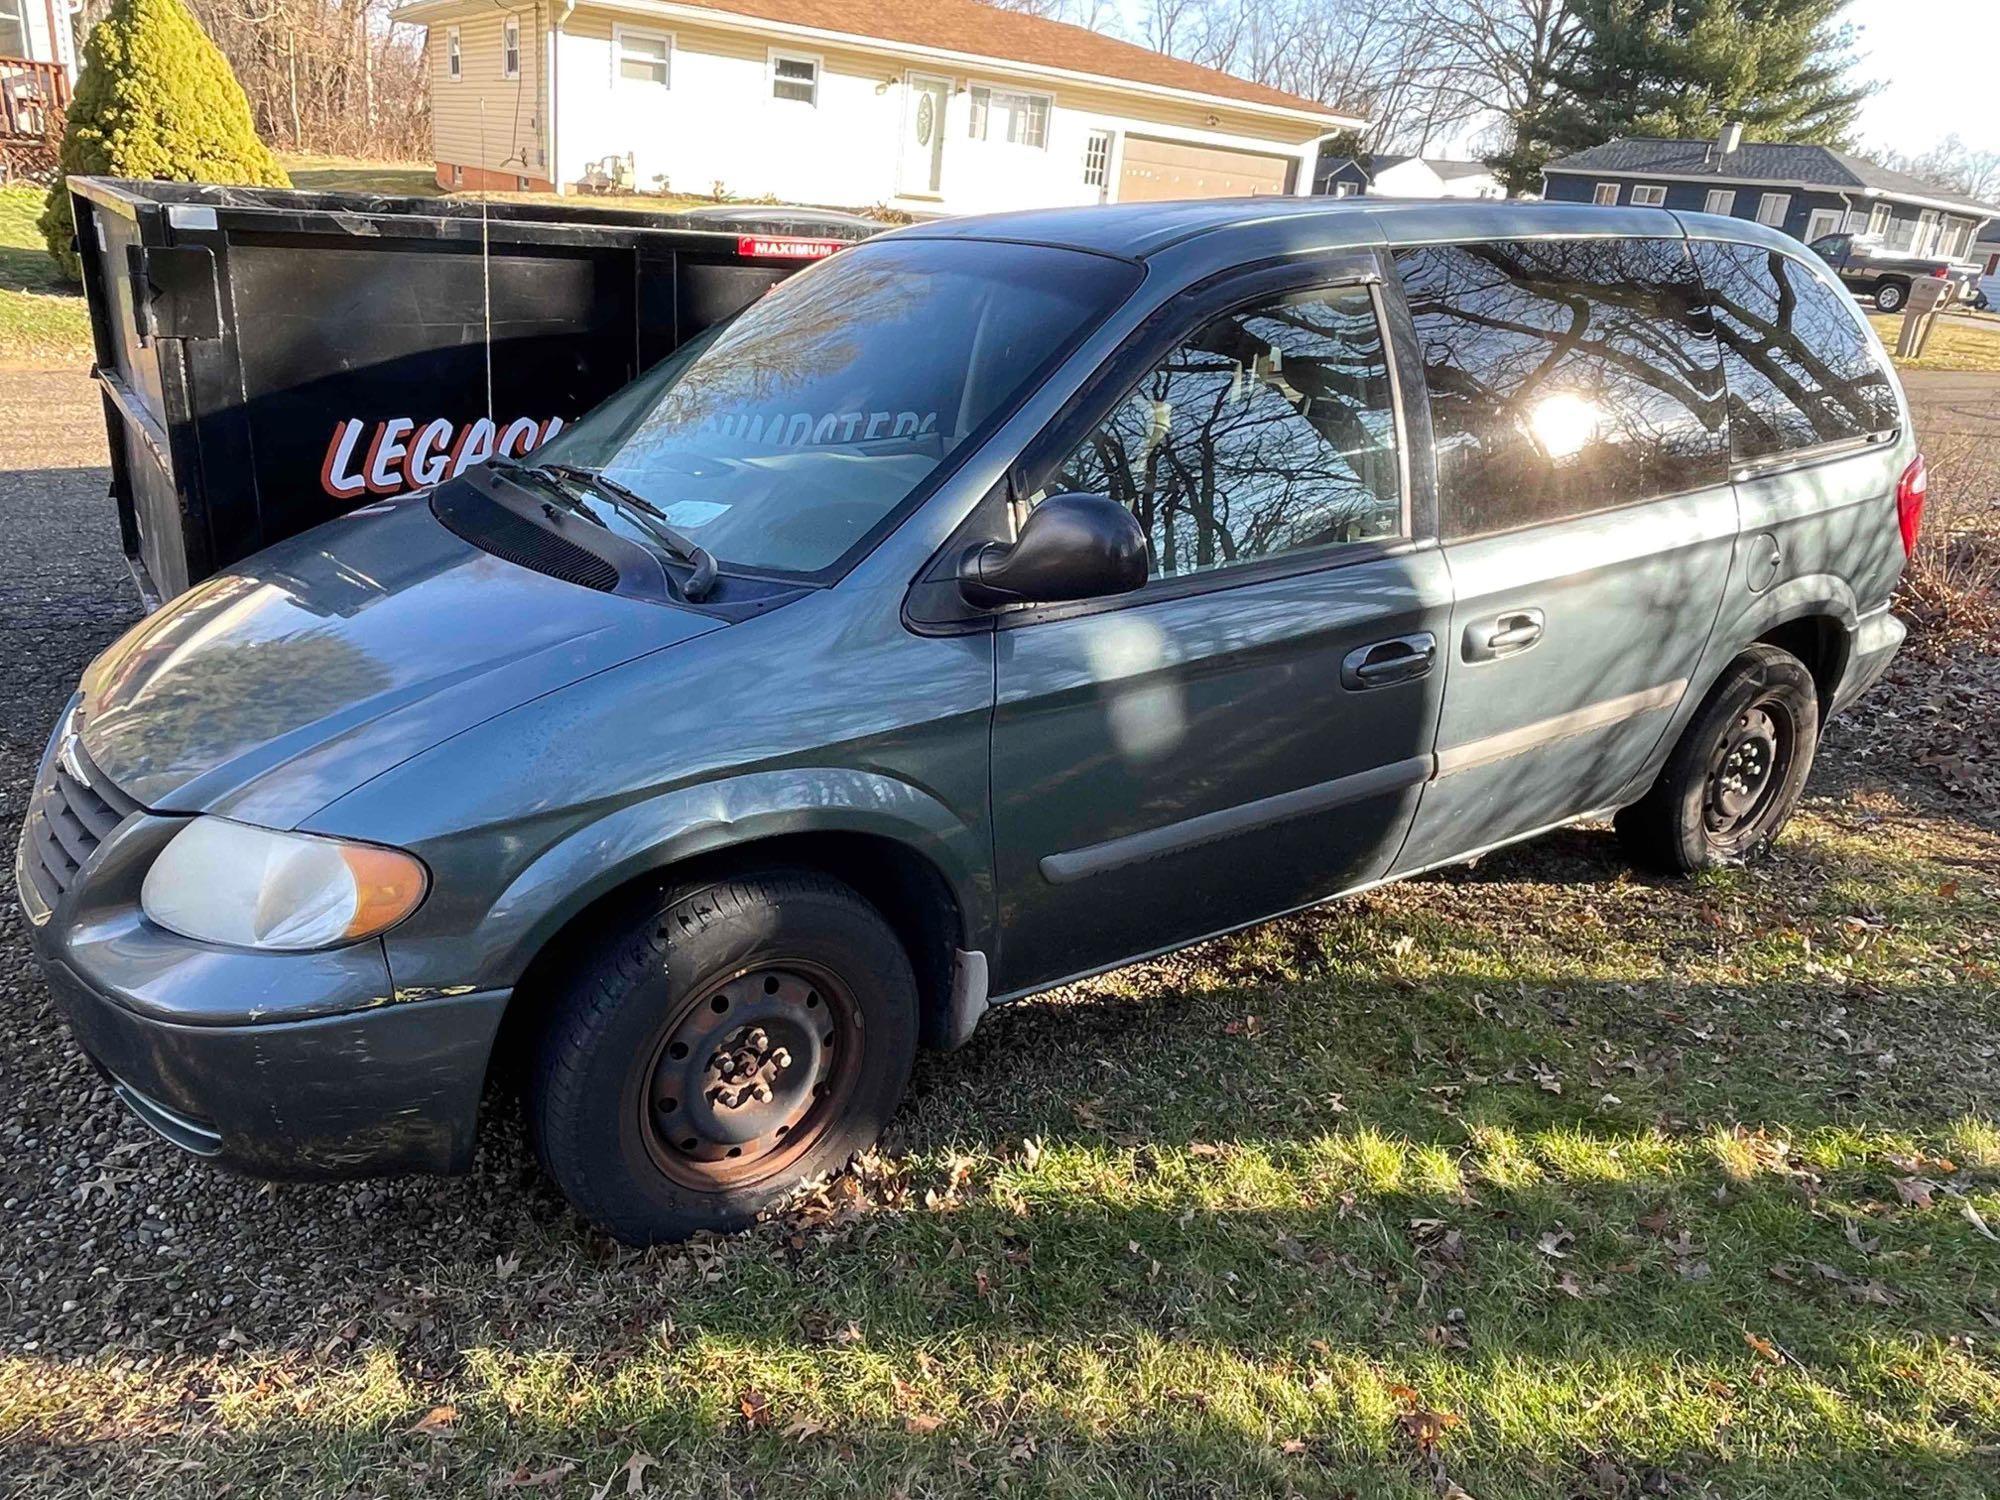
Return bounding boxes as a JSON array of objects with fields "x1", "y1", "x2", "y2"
[
  {"x1": 37, "y1": 953, "x2": 508, "y2": 1177},
  {"x1": 18, "y1": 704, "x2": 508, "y2": 1178}
]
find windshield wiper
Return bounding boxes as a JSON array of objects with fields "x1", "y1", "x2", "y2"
[{"x1": 508, "y1": 460, "x2": 721, "y2": 602}]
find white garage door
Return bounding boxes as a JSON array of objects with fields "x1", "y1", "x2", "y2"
[{"x1": 1117, "y1": 136, "x2": 1294, "y2": 202}]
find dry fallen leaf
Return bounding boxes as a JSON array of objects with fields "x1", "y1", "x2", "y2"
[
  {"x1": 1396, "y1": 1404, "x2": 1463, "y2": 1452},
  {"x1": 1962, "y1": 1201, "x2": 2000, "y2": 1242},
  {"x1": 738, "y1": 1388, "x2": 773, "y2": 1428},
  {"x1": 406, "y1": 1404, "x2": 458, "y2": 1437},
  {"x1": 1894, "y1": 1178, "x2": 1936, "y2": 1209},
  {"x1": 619, "y1": 1451, "x2": 656, "y2": 1496},
  {"x1": 1744, "y1": 1331, "x2": 1783, "y2": 1365}
]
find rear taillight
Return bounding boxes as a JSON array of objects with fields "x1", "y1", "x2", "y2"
[{"x1": 1896, "y1": 453, "x2": 1928, "y2": 557}]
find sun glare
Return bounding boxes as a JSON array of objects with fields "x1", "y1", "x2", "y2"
[{"x1": 1527, "y1": 391, "x2": 1601, "y2": 461}]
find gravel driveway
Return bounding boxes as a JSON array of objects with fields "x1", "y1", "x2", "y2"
[{"x1": 0, "y1": 371, "x2": 571, "y2": 1380}]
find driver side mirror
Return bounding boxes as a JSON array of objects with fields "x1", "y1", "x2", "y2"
[{"x1": 956, "y1": 493, "x2": 1148, "y2": 609}]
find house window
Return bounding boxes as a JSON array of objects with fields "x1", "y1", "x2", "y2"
[
  {"x1": 1939, "y1": 217, "x2": 1970, "y2": 259},
  {"x1": 445, "y1": 26, "x2": 461, "y2": 80},
  {"x1": 615, "y1": 27, "x2": 669, "y2": 87},
  {"x1": 1867, "y1": 202, "x2": 1891, "y2": 238},
  {"x1": 1082, "y1": 129, "x2": 1112, "y2": 188},
  {"x1": 1804, "y1": 207, "x2": 1845, "y2": 243},
  {"x1": 970, "y1": 86, "x2": 1050, "y2": 149},
  {"x1": 1756, "y1": 192, "x2": 1790, "y2": 227},
  {"x1": 502, "y1": 15, "x2": 520, "y2": 79},
  {"x1": 771, "y1": 52, "x2": 818, "y2": 105},
  {"x1": 451, "y1": 163, "x2": 464, "y2": 186},
  {"x1": 1631, "y1": 184, "x2": 1667, "y2": 206},
  {"x1": 1703, "y1": 189, "x2": 1734, "y2": 215},
  {"x1": 1913, "y1": 209, "x2": 1940, "y2": 256},
  {"x1": 1592, "y1": 182, "x2": 1619, "y2": 205}
]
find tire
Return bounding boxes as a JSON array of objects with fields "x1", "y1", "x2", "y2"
[
  {"x1": 1875, "y1": 280, "x2": 1907, "y2": 313},
  {"x1": 1613, "y1": 645, "x2": 1819, "y2": 875},
  {"x1": 528, "y1": 869, "x2": 919, "y2": 1244}
]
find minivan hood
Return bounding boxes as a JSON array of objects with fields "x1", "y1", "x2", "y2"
[{"x1": 78, "y1": 494, "x2": 722, "y2": 826}]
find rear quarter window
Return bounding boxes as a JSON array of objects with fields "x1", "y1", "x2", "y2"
[
  {"x1": 1396, "y1": 237, "x2": 1726, "y2": 539},
  {"x1": 1693, "y1": 240, "x2": 1900, "y2": 461}
]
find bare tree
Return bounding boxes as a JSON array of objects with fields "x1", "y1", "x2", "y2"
[
  {"x1": 1126, "y1": 0, "x2": 1585, "y2": 158},
  {"x1": 977, "y1": 0, "x2": 1125, "y2": 32},
  {"x1": 1128, "y1": 0, "x2": 1482, "y2": 151},
  {"x1": 74, "y1": 0, "x2": 432, "y2": 160},
  {"x1": 1872, "y1": 134, "x2": 2000, "y2": 203},
  {"x1": 1416, "y1": 0, "x2": 1584, "y2": 172}
]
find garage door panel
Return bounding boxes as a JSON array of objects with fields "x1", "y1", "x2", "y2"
[{"x1": 1118, "y1": 136, "x2": 1292, "y2": 202}]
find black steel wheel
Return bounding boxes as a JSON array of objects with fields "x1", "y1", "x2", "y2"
[
  {"x1": 1615, "y1": 645, "x2": 1819, "y2": 874},
  {"x1": 1700, "y1": 702, "x2": 1794, "y2": 846},
  {"x1": 528, "y1": 869, "x2": 919, "y2": 1244},
  {"x1": 641, "y1": 962, "x2": 861, "y2": 1190}
]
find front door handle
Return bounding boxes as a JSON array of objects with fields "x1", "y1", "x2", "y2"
[
  {"x1": 1341, "y1": 632, "x2": 1437, "y2": 690},
  {"x1": 1463, "y1": 608, "x2": 1545, "y2": 663}
]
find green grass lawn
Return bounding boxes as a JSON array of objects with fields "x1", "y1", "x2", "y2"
[
  {"x1": 276, "y1": 153, "x2": 444, "y2": 197},
  {"x1": 0, "y1": 185, "x2": 89, "y2": 366},
  {"x1": 1870, "y1": 310, "x2": 2000, "y2": 373},
  {"x1": 6, "y1": 780, "x2": 1999, "y2": 1498}
]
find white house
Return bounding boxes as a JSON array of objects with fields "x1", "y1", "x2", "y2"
[
  {"x1": 1316, "y1": 154, "x2": 1505, "y2": 200},
  {"x1": 1, "y1": 0, "x2": 77, "y2": 143},
  {"x1": 388, "y1": 0, "x2": 1361, "y2": 212}
]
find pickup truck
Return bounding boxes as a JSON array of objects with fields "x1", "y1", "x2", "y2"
[{"x1": 1807, "y1": 231, "x2": 1981, "y2": 313}]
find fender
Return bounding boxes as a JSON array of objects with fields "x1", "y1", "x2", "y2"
[
  {"x1": 471, "y1": 767, "x2": 993, "y2": 991},
  {"x1": 1609, "y1": 571, "x2": 1860, "y2": 808}
]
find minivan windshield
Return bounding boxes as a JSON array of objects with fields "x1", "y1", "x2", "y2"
[{"x1": 530, "y1": 237, "x2": 1141, "y2": 577}]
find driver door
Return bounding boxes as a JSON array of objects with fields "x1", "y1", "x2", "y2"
[{"x1": 985, "y1": 259, "x2": 1451, "y2": 995}]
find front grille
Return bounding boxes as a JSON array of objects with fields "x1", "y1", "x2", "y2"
[
  {"x1": 431, "y1": 485, "x2": 621, "y2": 593},
  {"x1": 18, "y1": 730, "x2": 140, "y2": 918}
]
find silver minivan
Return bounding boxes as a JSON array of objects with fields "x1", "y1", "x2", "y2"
[{"x1": 21, "y1": 201, "x2": 1922, "y2": 1242}]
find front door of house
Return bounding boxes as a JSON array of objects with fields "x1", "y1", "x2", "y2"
[{"x1": 901, "y1": 74, "x2": 949, "y2": 196}]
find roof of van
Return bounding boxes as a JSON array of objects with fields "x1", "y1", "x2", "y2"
[{"x1": 890, "y1": 197, "x2": 1797, "y2": 261}]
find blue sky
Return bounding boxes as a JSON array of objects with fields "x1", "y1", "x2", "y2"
[{"x1": 1848, "y1": 0, "x2": 1997, "y2": 157}]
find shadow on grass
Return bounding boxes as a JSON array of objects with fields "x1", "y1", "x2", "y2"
[{"x1": 5, "y1": 788, "x2": 1997, "y2": 1496}]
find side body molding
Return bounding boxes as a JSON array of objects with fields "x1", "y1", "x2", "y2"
[{"x1": 470, "y1": 767, "x2": 994, "y2": 993}]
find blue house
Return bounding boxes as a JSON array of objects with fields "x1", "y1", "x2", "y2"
[{"x1": 1543, "y1": 130, "x2": 1998, "y2": 262}]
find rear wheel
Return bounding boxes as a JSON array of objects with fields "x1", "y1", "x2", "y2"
[
  {"x1": 1875, "y1": 280, "x2": 1908, "y2": 313},
  {"x1": 1614, "y1": 645, "x2": 1819, "y2": 874},
  {"x1": 528, "y1": 869, "x2": 919, "y2": 1244}
]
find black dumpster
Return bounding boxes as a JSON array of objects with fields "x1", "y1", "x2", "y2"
[{"x1": 66, "y1": 177, "x2": 879, "y2": 606}]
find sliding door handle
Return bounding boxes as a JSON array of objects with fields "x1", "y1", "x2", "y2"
[{"x1": 1464, "y1": 608, "x2": 1544, "y2": 662}]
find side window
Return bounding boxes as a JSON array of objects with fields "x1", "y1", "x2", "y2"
[
  {"x1": 1396, "y1": 238, "x2": 1726, "y2": 540},
  {"x1": 1041, "y1": 285, "x2": 1403, "y2": 580},
  {"x1": 1694, "y1": 241, "x2": 1899, "y2": 461}
]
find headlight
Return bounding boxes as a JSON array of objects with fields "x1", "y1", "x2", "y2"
[{"x1": 141, "y1": 818, "x2": 428, "y2": 951}]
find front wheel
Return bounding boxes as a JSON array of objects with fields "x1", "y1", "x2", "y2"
[
  {"x1": 1614, "y1": 645, "x2": 1819, "y2": 874},
  {"x1": 528, "y1": 869, "x2": 919, "y2": 1244},
  {"x1": 1875, "y1": 280, "x2": 1908, "y2": 313}
]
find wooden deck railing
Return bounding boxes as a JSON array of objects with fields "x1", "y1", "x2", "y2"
[{"x1": 1, "y1": 58, "x2": 70, "y2": 141}]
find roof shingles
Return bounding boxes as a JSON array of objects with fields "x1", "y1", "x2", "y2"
[
  {"x1": 663, "y1": 0, "x2": 1350, "y2": 118},
  {"x1": 1544, "y1": 136, "x2": 2000, "y2": 217}
]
